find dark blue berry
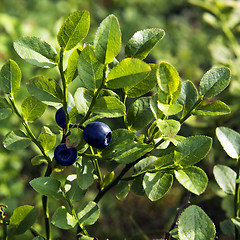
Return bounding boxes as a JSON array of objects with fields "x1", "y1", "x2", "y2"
[
  {"x1": 55, "y1": 106, "x2": 72, "y2": 128},
  {"x1": 83, "y1": 122, "x2": 112, "y2": 149},
  {"x1": 54, "y1": 143, "x2": 78, "y2": 166}
]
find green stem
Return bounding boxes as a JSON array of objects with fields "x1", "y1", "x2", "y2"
[
  {"x1": 79, "y1": 65, "x2": 108, "y2": 125},
  {"x1": 90, "y1": 146, "x2": 103, "y2": 188},
  {"x1": 120, "y1": 89, "x2": 128, "y2": 129},
  {"x1": 9, "y1": 95, "x2": 53, "y2": 239},
  {"x1": 58, "y1": 48, "x2": 70, "y2": 135},
  {"x1": 234, "y1": 157, "x2": 240, "y2": 240},
  {"x1": 2, "y1": 219, "x2": 7, "y2": 240},
  {"x1": 179, "y1": 97, "x2": 203, "y2": 124},
  {"x1": 42, "y1": 195, "x2": 51, "y2": 240},
  {"x1": 8, "y1": 96, "x2": 52, "y2": 164},
  {"x1": 62, "y1": 189, "x2": 89, "y2": 237}
]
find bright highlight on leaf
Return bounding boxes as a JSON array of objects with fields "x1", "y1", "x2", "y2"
[
  {"x1": 178, "y1": 205, "x2": 216, "y2": 240},
  {"x1": 14, "y1": 37, "x2": 57, "y2": 68},
  {"x1": 0, "y1": 59, "x2": 21, "y2": 95},
  {"x1": 216, "y1": 127, "x2": 240, "y2": 159},
  {"x1": 57, "y1": 10, "x2": 90, "y2": 51},
  {"x1": 106, "y1": 58, "x2": 151, "y2": 89},
  {"x1": 94, "y1": 14, "x2": 121, "y2": 64},
  {"x1": 125, "y1": 28, "x2": 165, "y2": 60}
]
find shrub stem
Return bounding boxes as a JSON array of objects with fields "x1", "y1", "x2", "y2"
[{"x1": 234, "y1": 156, "x2": 240, "y2": 240}]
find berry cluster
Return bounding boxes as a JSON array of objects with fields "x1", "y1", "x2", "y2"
[{"x1": 54, "y1": 106, "x2": 112, "y2": 166}]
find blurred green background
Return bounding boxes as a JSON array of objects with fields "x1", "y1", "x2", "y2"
[{"x1": 1, "y1": 0, "x2": 240, "y2": 239}]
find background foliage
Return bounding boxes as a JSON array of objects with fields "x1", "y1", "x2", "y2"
[{"x1": 1, "y1": 0, "x2": 240, "y2": 239}]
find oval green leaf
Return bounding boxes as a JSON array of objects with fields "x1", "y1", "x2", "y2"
[
  {"x1": 157, "y1": 62, "x2": 180, "y2": 95},
  {"x1": 175, "y1": 166, "x2": 208, "y2": 195},
  {"x1": 125, "y1": 63, "x2": 158, "y2": 98},
  {"x1": 52, "y1": 206, "x2": 77, "y2": 229},
  {"x1": 9, "y1": 205, "x2": 38, "y2": 235},
  {"x1": 125, "y1": 28, "x2": 165, "y2": 60},
  {"x1": 216, "y1": 127, "x2": 240, "y2": 159},
  {"x1": 38, "y1": 126, "x2": 56, "y2": 152},
  {"x1": 106, "y1": 58, "x2": 151, "y2": 89},
  {"x1": 94, "y1": 14, "x2": 121, "y2": 64},
  {"x1": 199, "y1": 67, "x2": 231, "y2": 99},
  {"x1": 194, "y1": 100, "x2": 230, "y2": 116},
  {"x1": 21, "y1": 96, "x2": 46, "y2": 123},
  {"x1": 57, "y1": 10, "x2": 90, "y2": 51},
  {"x1": 14, "y1": 37, "x2": 57, "y2": 68},
  {"x1": 77, "y1": 201, "x2": 100, "y2": 226},
  {"x1": 143, "y1": 172, "x2": 173, "y2": 201},
  {"x1": 174, "y1": 136, "x2": 212, "y2": 166},
  {"x1": 78, "y1": 45, "x2": 104, "y2": 92},
  {"x1": 178, "y1": 205, "x2": 216, "y2": 240},
  {"x1": 29, "y1": 177, "x2": 62, "y2": 199},
  {"x1": 3, "y1": 130, "x2": 31, "y2": 150},
  {"x1": 213, "y1": 164, "x2": 236, "y2": 195},
  {"x1": 0, "y1": 98, "x2": 12, "y2": 120},
  {"x1": 127, "y1": 97, "x2": 154, "y2": 131},
  {"x1": 0, "y1": 59, "x2": 21, "y2": 95},
  {"x1": 26, "y1": 76, "x2": 63, "y2": 106},
  {"x1": 92, "y1": 96, "x2": 125, "y2": 118}
]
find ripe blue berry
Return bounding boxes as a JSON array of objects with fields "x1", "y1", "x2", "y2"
[
  {"x1": 55, "y1": 106, "x2": 72, "y2": 128},
  {"x1": 83, "y1": 122, "x2": 112, "y2": 149},
  {"x1": 54, "y1": 143, "x2": 78, "y2": 166}
]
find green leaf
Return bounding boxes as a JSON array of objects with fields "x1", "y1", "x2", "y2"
[
  {"x1": 76, "y1": 158, "x2": 94, "y2": 190},
  {"x1": 57, "y1": 10, "x2": 90, "y2": 51},
  {"x1": 0, "y1": 98, "x2": 12, "y2": 120},
  {"x1": 14, "y1": 37, "x2": 57, "y2": 68},
  {"x1": 26, "y1": 76, "x2": 63, "y2": 106},
  {"x1": 193, "y1": 100, "x2": 230, "y2": 116},
  {"x1": 101, "y1": 129, "x2": 135, "y2": 158},
  {"x1": 52, "y1": 206, "x2": 77, "y2": 229},
  {"x1": 31, "y1": 155, "x2": 48, "y2": 166},
  {"x1": 94, "y1": 14, "x2": 121, "y2": 64},
  {"x1": 65, "y1": 175, "x2": 87, "y2": 202},
  {"x1": 143, "y1": 172, "x2": 173, "y2": 201},
  {"x1": 175, "y1": 166, "x2": 208, "y2": 195},
  {"x1": 21, "y1": 96, "x2": 46, "y2": 123},
  {"x1": 114, "y1": 142, "x2": 153, "y2": 164},
  {"x1": 65, "y1": 48, "x2": 80, "y2": 85},
  {"x1": 116, "y1": 181, "x2": 130, "y2": 200},
  {"x1": 78, "y1": 45, "x2": 104, "y2": 92},
  {"x1": 156, "y1": 119, "x2": 181, "y2": 138},
  {"x1": 69, "y1": 106, "x2": 83, "y2": 124},
  {"x1": 3, "y1": 130, "x2": 31, "y2": 150},
  {"x1": 199, "y1": 67, "x2": 231, "y2": 98},
  {"x1": 125, "y1": 63, "x2": 158, "y2": 98},
  {"x1": 157, "y1": 62, "x2": 180, "y2": 95},
  {"x1": 74, "y1": 87, "x2": 93, "y2": 115},
  {"x1": 0, "y1": 59, "x2": 21, "y2": 95},
  {"x1": 216, "y1": 127, "x2": 240, "y2": 159},
  {"x1": 102, "y1": 171, "x2": 115, "y2": 188},
  {"x1": 79, "y1": 237, "x2": 94, "y2": 240},
  {"x1": 134, "y1": 156, "x2": 157, "y2": 173},
  {"x1": 127, "y1": 97, "x2": 154, "y2": 131},
  {"x1": 38, "y1": 126, "x2": 56, "y2": 152},
  {"x1": 77, "y1": 201, "x2": 100, "y2": 226},
  {"x1": 178, "y1": 205, "x2": 216, "y2": 240},
  {"x1": 9, "y1": 205, "x2": 38, "y2": 235},
  {"x1": 106, "y1": 58, "x2": 151, "y2": 89},
  {"x1": 176, "y1": 80, "x2": 198, "y2": 119},
  {"x1": 92, "y1": 96, "x2": 126, "y2": 118},
  {"x1": 131, "y1": 175, "x2": 145, "y2": 196},
  {"x1": 125, "y1": 28, "x2": 165, "y2": 60},
  {"x1": 174, "y1": 136, "x2": 212, "y2": 166},
  {"x1": 29, "y1": 177, "x2": 62, "y2": 199},
  {"x1": 66, "y1": 128, "x2": 83, "y2": 148},
  {"x1": 157, "y1": 102, "x2": 183, "y2": 116},
  {"x1": 220, "y1": 219, "x2": 235, "y2": 238},
  {"x1": 213, "y1": 164, "x2": 236, "y2": 195}
]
